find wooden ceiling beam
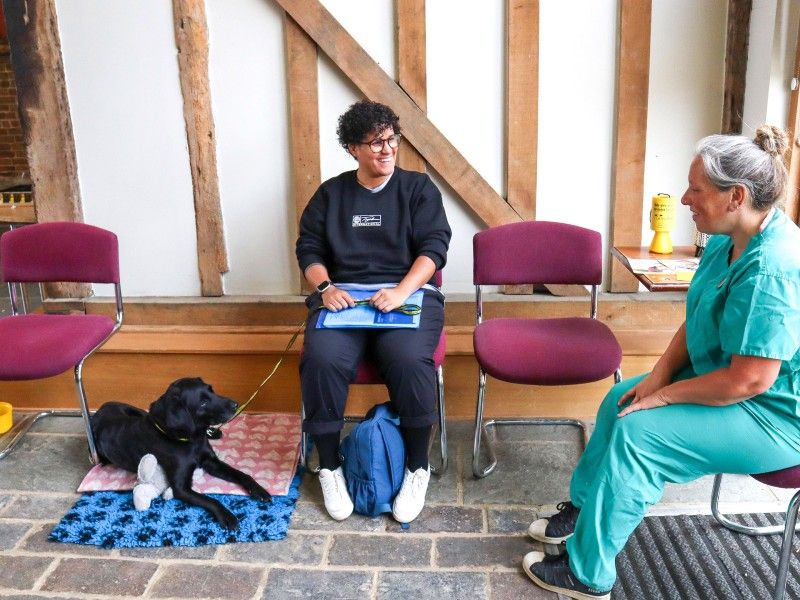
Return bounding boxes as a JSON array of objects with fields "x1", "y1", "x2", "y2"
[
  {"x1": 721, "y1": 0, "x2": 752, "y2": 134},
  {"x1": 273, "y1": 0, "x2": 521, "y2": 228},
  {"x1": 395, "y1": 0, "x2": 427, "y2": 173},
  {"x1": 172, "y1": 0, "x2": 228, "y2": 296},
  {"x1": 609, "y1": 0, "x2": 652, "y2": 292},
  {"x1": 2, "y1": 0, "x2": 87, "y2": 298},
  {"x1": 785, "y1": 16, "x2": 800, "y2": 224}
]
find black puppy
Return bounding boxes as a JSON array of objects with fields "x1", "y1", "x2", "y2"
[{"x1": 91, "y1": 377, "x2": 271, "y2": 529}]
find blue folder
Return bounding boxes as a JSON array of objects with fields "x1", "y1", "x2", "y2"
[{"x1": 316, "y1": 288, "x2": 423, "y2": 329}]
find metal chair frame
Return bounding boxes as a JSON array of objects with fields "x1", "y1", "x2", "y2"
[
  {"x1": 711, "y1": 473, "x2": 800, "y2": 600},
  {"x1": 299, "y1": 361, "x2": 448, "y2": 476},
  {"x1": 471, "y1": 284, "x2": 621, "y2": 479},
  {"x1": 0, "y1": 277, "x2": 123, "y2": 465}
]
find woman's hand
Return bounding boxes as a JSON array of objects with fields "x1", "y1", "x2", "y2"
[
  {"x1": 321, "y1": 286, "x2": 355, "y2": 312},
  {"x1": 369, "y1": 287, "x2": 408, "y2": 313},
  {"x1": 617, "y1": 391, "x2": 670, "y2": 417},
  {"x1": 617, "y1": 371, "x2": 672, "y2": 417}
]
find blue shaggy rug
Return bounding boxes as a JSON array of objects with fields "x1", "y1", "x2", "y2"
[{"x1": 49, "y1": 471, "x2": 302, "y2": 549}]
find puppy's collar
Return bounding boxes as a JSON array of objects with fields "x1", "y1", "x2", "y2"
[
  {"x1": 147, "y1": 415, "x2": 190, "y2": 443},
  {"x1": 147, "y1": 415, "x2": 220, "y2": 442}
]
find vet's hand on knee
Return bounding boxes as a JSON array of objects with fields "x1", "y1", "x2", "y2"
[{"x1": 618, "y1": 392, "x2": 670, "y2": 417}]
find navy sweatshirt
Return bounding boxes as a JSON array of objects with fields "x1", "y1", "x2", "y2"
[{"x1": 296, "y1": 168, "x2": 451, "y2": 285}]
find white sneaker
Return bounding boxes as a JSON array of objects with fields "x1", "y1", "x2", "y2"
[
  {"x1": 392, "y1": 466, "x2": 430, "y2": 523},
  {"x1": 318, "y1": 467, "x2": 353, "y2": 521}
]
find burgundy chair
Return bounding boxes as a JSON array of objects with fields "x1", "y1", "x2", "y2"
[
  {"x1": 471, "y1": 221, "x2": 622, "y2": 478},
  {"x1": 712, "y1": 470, "x2": 800, "y2": 599},
  {"x1": 300, "y1": 272, "x2": 448, "y2": 475},
  {"x1": 0, "y1": 222, "x2": 123, "y2": 465}
]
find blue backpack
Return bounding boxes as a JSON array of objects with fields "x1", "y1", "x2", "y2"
[{"x1": 340, "y1": 403, "x2": 406, "y2": 517}]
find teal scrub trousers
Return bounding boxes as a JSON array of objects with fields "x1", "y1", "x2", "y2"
[{"x1": 565, "y1": 371, "x2": 800, "y2": 591}]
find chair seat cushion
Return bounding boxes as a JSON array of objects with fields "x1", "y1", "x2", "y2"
[
  {"x1": 474, "y1": 317, "x2": 621, "y2": 385},
  {"x1": 354, "y1": 331, "x2": 446, "y2": 385},
  {"x1": 752, "y1": 465, "x2": 800, "y2": 488},
  {"x1": 0, "y1": 314, "x2": 116, "y2": 380}
]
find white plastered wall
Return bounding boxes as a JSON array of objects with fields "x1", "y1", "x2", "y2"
[{"x1": 53, "y1": 0, "x2": 785, "y2": 297}]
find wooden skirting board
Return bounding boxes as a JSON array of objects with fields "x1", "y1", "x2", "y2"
[{"x1": 1, "y1": 295, "x2": 684, "y2": 420}]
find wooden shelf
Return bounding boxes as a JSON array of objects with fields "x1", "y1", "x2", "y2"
[{"x1": 611, "y1": 246, "x2": 697, "y2": 292}]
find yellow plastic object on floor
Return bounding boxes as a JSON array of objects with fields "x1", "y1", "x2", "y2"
[{"x1": 0, "y1": 402, "x2": 12, "y2": 434}]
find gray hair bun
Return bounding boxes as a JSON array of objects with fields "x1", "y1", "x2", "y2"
[{"x1": 754, "y1": 125, "x2": 789, "y2": 157}]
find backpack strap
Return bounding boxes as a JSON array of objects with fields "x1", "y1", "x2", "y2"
[{"x1": 378, "y1": 420, "x2": 401, "y2": 491}]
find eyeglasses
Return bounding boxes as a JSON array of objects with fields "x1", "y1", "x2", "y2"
[{"x1": 359, "y1": 134, "x2": 402, "y2": 153}]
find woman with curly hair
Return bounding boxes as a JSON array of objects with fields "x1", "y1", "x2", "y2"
[
  {"x1": 296, "y1": 100, "x2": 451, "y2": 523},
  {"x1": 522, "y1": 126, "x2": 800, "y2": 599}
]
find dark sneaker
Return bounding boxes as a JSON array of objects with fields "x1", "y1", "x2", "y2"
[
  {"x1": 528, "y1": 500, "x2": 579, "y2": 544},
  {"x1": 522, "y1": 551, "x2": 611, "y2": 600}
]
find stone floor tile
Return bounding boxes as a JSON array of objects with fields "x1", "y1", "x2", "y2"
[
  {"x1": 425, "y1": 454, "x2": 460, "y2": 504},
  {"x1": 490, "y1": 571, "x2": 557, "y2": 599},
  {"x1": 221, "y1": 532, "x2": 325, "y2": 565},
  {"x1": 41, "y1": 557, "x2": 158, "y2": 595},
  {"x1": 4, "y1": 494, "x2": 79, "y2": 520},
  {"x1": 376, "y1": 571, "x2": 488, "y2": 600},
  {"x1": 262, "y1": 568, "x2": 374, "y2": 599},
  {"x1": 0, "y1": 435, "x2": 90, "y2": 494},
  {"x1": 22, "y1": 523, "x2": 112, "y2": 556},
  {"x1": 28, "y1": 416, "x2": 88, "y2": 435},
  {"x1": 463, "y1": 442, "x2": 578, "y2": 505},
  {"x1": 0, "y1": 493, "x2": 15, "y2": 514},
  {"x1": 385, "y1": 505, "x2": 483, "y2": 534},
  {"x1": 150, "y1": 563, "x2": 263, "y2": 599},
  {"x1": 0, "y1": 520, "x2": 31, "y2": 550},
  {"x1": 1, "y1": 595, "x2": 85, "y2": 600},
  {"x1": 328, "y1": 534, "x2": 430, "y2": 567},
  {"x1": 436, "y1": 535, "x2": 533, "y2": 568},
  {"x1": 291, "y1": 502, "x2": 387, "y2": 532},
  {"x1": 487, "y1": 507, "x2": 539, "y2": 534},
  {"x1": 489, "y1": 423, "x2": 585, "y2": 444},
  {"x1": 118, "y1": 543, "x2": 218, "y2": 560},
  {"x1": 0, "y1": 555, "x2": 53, "y2": 590},
  {"x1": 660, "y1": 473, "x2": 773, "y2": 505}
]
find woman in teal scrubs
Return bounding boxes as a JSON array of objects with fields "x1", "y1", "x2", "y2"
[{"x1": 522, "y1": 125, "x2": 800, "y2": 600}]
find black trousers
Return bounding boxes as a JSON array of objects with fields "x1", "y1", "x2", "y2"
[{"x1": 300, "y1": 290, "x2": 444, "y2": 434}]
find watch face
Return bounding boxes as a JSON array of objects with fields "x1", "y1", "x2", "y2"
[{"x1": 317, "y1": 281, "x2": 330, "y2": 293}]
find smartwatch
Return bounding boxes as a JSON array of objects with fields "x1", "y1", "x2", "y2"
[{"x1": 316, "y1": 280, "x2": 332, "y2": 293}]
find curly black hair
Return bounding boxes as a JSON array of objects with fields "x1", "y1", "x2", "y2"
[{"x1": 336, "y1": 100, "x2": 401, "y2": 154}]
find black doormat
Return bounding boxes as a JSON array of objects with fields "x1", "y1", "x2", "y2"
[{"x1": 615, "y1": 513, "x2": 800, "y2": 599}]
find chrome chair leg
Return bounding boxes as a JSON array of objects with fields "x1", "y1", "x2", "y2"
[
  {"x1": 472, "y1": 367, "x2": 592, "y2": 479},
  {"x1": 0, "y1": 409, "x2": 94, "y2": 460},
  {"x1": 712, "y1": 474, "x2": 800, "y2": 600},
  {"x1": 614, "y1": 368, "x2": 622, "y2": 383},
  {"x1": 774, "y1": 490, "x2": 800, "y2": 600},
  {"x1": 74, "y1": 360, "x2": 99, "y2": 465},
  {"x1": 472, "y1": 369, "x2": 495, "y2": 478},
  {"x1": 430, "y1": 364, "x2": 448, "y2": 475}
]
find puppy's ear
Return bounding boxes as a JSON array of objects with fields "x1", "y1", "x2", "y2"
[{"x1": 149, "y1": 384, "x2": 195, "y2": 440}]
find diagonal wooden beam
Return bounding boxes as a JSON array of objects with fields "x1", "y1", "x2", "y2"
[
  {"x1": 395, "y1": 0, "x2": 427, "y2": 173},
  {"x1": 284, "y1": 13, "x2": 321, "y2": 293},
  {"x1": 172, "y1": 0, "x2": 228, "y2": 296},
  {"x1": 721, "y1": 0, "x2": 752, "y2": 134},
  {"x1": 274, "y1": 0, "x2": 521, "y2": 227},
  {"x1": 609, "y1": 0, "x2": 652, "y2": 292},
  {"x1": 3, "y1": 0, "x2": 88, "y2": 298}
]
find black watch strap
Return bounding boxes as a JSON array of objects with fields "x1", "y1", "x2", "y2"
[{"x1": 316, "y1": 280, "x2": 332, "y2": 293}]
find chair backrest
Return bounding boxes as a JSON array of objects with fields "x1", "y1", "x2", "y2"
[
  {"x1": 1, "y1": 222, "x2": 120, "y2": 284},
  {"x1": 473, "y1": 221, "x2": 602, "y2": 286}
]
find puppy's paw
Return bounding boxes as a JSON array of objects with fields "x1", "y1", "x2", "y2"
[
  {"x1": 249, "y1": 484, "x2": 272, "y2": 503},
  {"x1": 216, "y1": 509, "x2": 239, "y2": 530}
]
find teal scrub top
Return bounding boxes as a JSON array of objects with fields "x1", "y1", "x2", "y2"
[{"x1": 686, "y1": 209, "x2": 800, "y2": 433}]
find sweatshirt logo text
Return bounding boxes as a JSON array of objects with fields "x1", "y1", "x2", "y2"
[{"x1": 352, "y1": 215, "x2": 382, "y2": 227}]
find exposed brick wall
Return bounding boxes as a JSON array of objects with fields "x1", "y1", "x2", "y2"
[{"x1": 0, "y1": 38, "x2": 29, "y2": 179}]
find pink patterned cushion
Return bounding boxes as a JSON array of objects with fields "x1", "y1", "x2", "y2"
[
  {"x1": 474, "y1": 317, "x2": 621, "y2": 385},
  {"x1": 0, "y1": 314, "x2": 116, "y2": 379},
  {"x1": 752, "y1": 465, "x2": 800, "y2": 489}
]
